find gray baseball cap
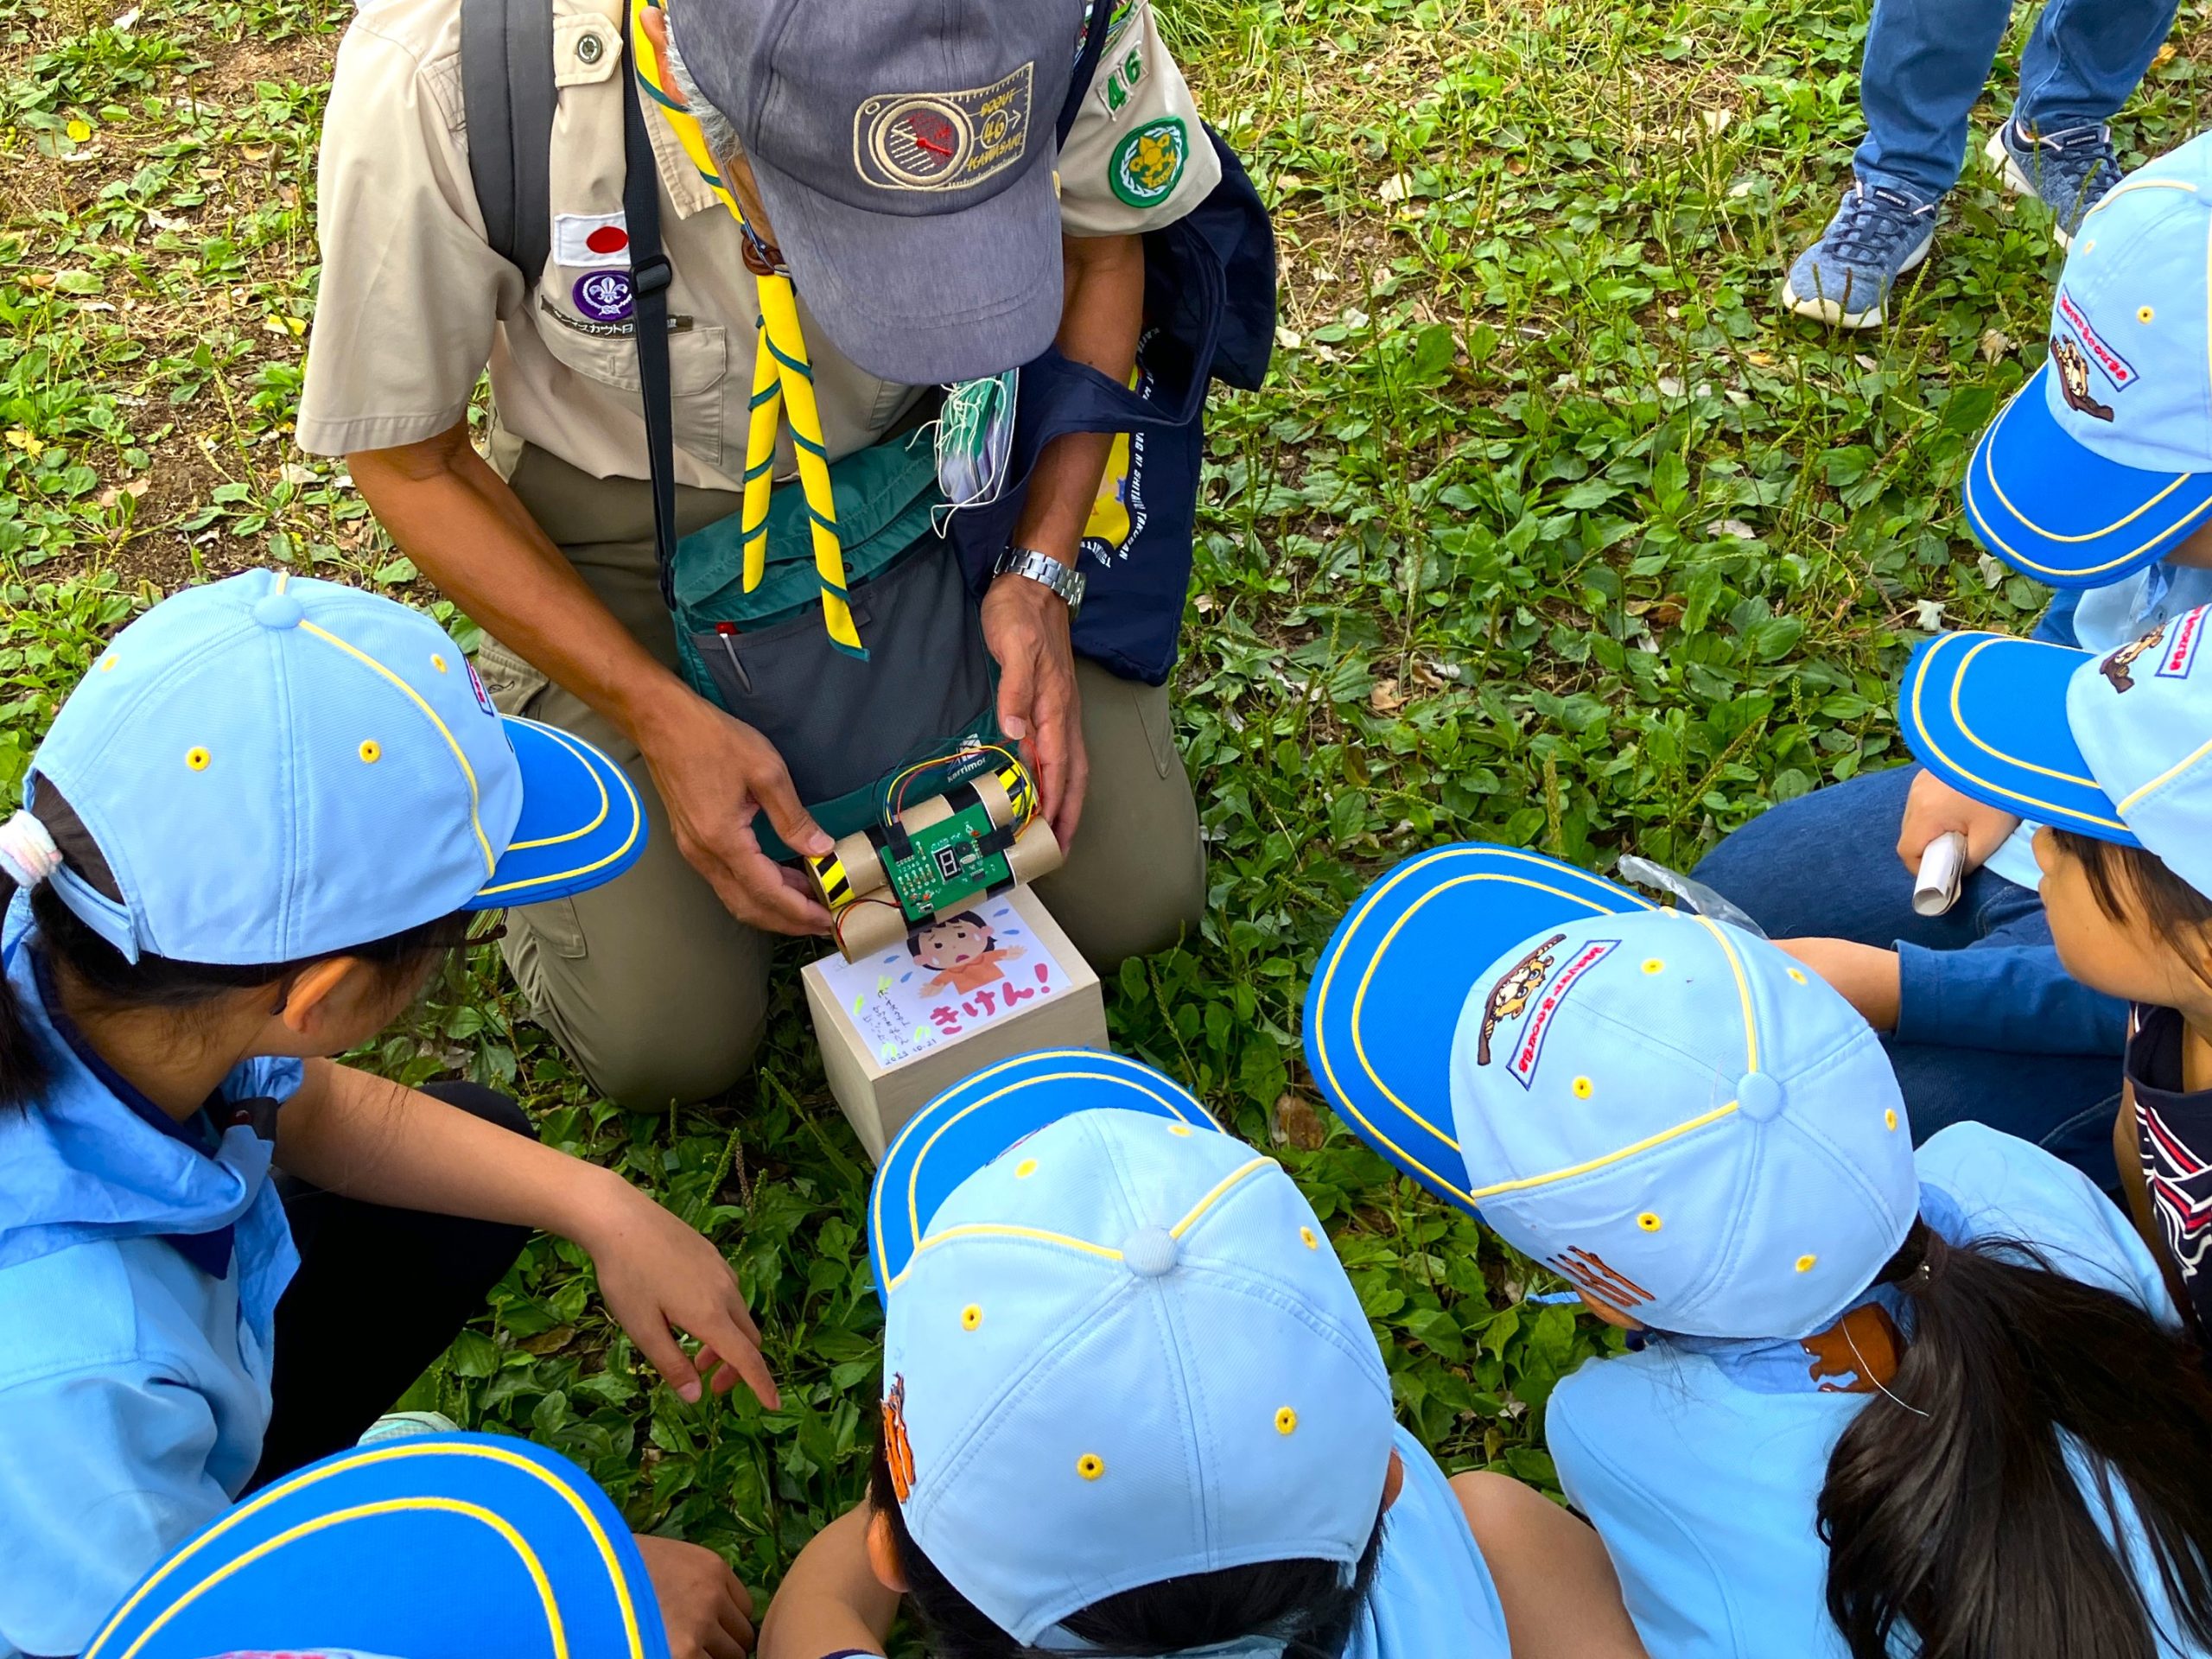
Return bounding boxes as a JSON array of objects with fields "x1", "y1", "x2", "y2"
[{"x1": 671, "y1": 0, "x2": 1090, "y2": 387}]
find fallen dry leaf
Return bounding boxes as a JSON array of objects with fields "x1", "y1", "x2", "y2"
[
  {"x1": 1369, "y1": 677, "x2": 1405, "y2": 715},
  {"x1": 1272, "y1": 1092, "x2": 1327, "y2": 1152},
  {"x1": 1977, "y1": 327, "x2": 2012, "y2": 364}
]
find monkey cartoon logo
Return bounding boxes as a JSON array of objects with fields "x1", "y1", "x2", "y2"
[
  {"x1": 2101, "y1": 623, "x2": 2167, "y2": 693},
  {"x1": 2052, "y1": 335, "x2": 2116, "y2": 423},
  {"x1": 1800, "y1": 1303, "x2": 1904, "y2": 1395},
  {"x1": 882, "y1": 1374, "x2": 917, "y2": 1502},
  {"x1": 1477, "y1": 933, "x2": 1567, "y2": 1065}
]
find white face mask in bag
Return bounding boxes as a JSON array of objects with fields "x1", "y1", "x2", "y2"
[{"x1": 935, "y1": 366, "x2": 1020, "y2": 522}]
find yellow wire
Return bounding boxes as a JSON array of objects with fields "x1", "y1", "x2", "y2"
[{"x1": 632, "y1": 2, "x2": 864, "y2": 658}]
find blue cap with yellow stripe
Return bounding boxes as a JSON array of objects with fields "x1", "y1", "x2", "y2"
[
  {"x1": 1307, "y1": 847, "x2": 1919, "y2": 1340},
  {"x1": 866, "y1": 1053, "x2": 1396, "y2": 1646},
  {"x1": 1962, "y1": 135, "x2": 2212, "y2": 589},
  {"x1": 1301, "y1": 843, "x2": 1655, "y2": 1211},
  {"x1": 1901, "y1": 610, "x2": 2212, "y2": 898},
  {"x1": 81, "y1": 1432, "x2": 670, "y2": 1659},
  {"x1": 21, "y1": 570, "x2": 643, "y2": 963}
]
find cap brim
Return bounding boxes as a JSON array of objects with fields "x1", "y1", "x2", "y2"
[
  {"x1": 1899, "y1": 631, "x2": 2139, "y2": 842},
  {"x1": 868, "y1": 1050, "x2": 1218, "y2": 1299},
  {"x1": 1302, "y1": 844, "x2": 1655, "y2": 1214},
  {"x1": 470, "y1": 717, "x2": 647, "y2": 910},
  {"x1": 749, "y1": 149, "x2": 1065, "y2": 388},
  {"x1": 1963, "y1": 363, "x2": 2212, "y2": 589},
  {"x1": 85, "y1": 1432, "x2": 668, "y2": 1659}
]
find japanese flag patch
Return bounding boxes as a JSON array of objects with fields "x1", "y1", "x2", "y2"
[{"x1": 555, "y1": 212, "x2": 632, "y2": 269}]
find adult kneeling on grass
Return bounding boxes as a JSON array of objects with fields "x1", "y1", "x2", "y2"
[{"x1": 296, "y1": 0, "x2": 1236, "y2": 1109}]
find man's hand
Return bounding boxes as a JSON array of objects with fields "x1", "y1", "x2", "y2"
[
  {"x1": 1897, "y1": 769, "x2": 2020, "y2": 877},
  {"x1": 575, "y1": 1172, "x2": 781, "y2": 1410},
  {"x1": 1775, "y1": 937, "x2": 1903, "y2": 1032},
  {"x1": 635, "y1": 1534, "x2": 758, "y2": 1659},
  {"x1": 634, "y1": 683, "x2": 833, "y2": 936},
  {"x1": 982, "y1": 575, "x2": 1088, "y2": 849}
]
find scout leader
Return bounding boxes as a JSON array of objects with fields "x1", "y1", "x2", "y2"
[{"x1": 297, "y1": 0, "x2": 1221, "y2": 1107}]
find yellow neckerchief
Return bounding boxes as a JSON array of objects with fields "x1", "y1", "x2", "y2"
[{"x1": 631, "y1": 0, "x2": 865, "y2": 658}]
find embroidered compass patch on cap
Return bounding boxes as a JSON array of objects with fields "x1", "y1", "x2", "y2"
[{"x1": 855, "y1": 64, "x2": 1033, "y2": 194}]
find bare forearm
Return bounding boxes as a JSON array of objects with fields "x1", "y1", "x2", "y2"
[
  {"x1": 1011, "y1": 233, "x2": 1144, "y2": 563},
  {"x1": 348, "y1": 423, "x2": 686, "y2": 743},
  {"x1": 760, "y1": 1507, "x2": 899, "y2": 1659},
  {"x1": 276, "y1": 1060, "x2": 626, "y2": 1244}
]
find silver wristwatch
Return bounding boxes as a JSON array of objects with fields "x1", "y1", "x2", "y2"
[{"x1": 992, "y1": 545, "x2": 1087, "y2": 617}]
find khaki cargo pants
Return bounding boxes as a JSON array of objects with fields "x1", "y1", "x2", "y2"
[{"x1": 474, "y1": 446, "x2": 1206, "y2": 1109}]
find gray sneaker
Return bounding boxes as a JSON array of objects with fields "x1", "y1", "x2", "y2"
[
  {"x1": 1783, "y1": 181, "x2": 1938, "y2": 330},
  {"x1": 1986, "y1": 118, "x2": 2122, "y2": 247}
]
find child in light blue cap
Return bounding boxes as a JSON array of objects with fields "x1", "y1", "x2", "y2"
[
  {"x1": 0, "y1": 572, "x2": 768, "y2": 1659},
  {"x1": 86, "y1": 1431, "x2": 671, "y2": 1659},
  {"x1": 1694, "y1": 136, "x2": 2212, "y2": 1196},
  {"x1": 1904, "y1": 609, "x2": 2212, "y2": 1351},
  {"x1": 1306, "y1": 844, "x2": 2212, "y2": 1659},
  {"x1": 755, "y1": 1052, "x2": 1644, "y2": 1659}
]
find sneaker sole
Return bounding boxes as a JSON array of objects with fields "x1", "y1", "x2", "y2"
[
  {"x1": 1781, "y1": 230, "x2": 1934, "y2": 330},
  {"x1": 1984, "y1": 130, "x2": 2075, "y2": 248}
]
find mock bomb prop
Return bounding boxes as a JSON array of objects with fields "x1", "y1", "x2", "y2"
[
  {"x1": 806, "y1": 751, "x2": 1065, "y2": 961},
  {"x1": 799, "y1": 747, "x2": 1103, "y2": 1160}
]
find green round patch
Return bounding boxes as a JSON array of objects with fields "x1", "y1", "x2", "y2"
[{"x1": 1109, "y1": 116, "x2": 1189, "y2": 208}]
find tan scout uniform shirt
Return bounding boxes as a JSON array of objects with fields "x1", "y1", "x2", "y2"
[{"x1": 296, "y1": 0, "x2": 1221, "y2": 486}]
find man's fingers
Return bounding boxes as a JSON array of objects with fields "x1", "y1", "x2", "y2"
[
  {"x1": 997, "y1": 645, "x2": 1035, "y2": 742},
  {"x1": 749, "y1": 764, "x2": 832, "y2": 859}
]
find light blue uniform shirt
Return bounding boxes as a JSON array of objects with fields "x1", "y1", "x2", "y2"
[
  {"x1": 1985, "y1": 565, "x2": 2212, "y2": 888},
  {"x1": 0, "y1": 905, "x2": 302, "y2": 1659},
  {"x1": 1352, "y1": 1427, "x2": 1512, "y2": 1659},
  {"x1": 1544, "y1": 1122, "x2": 2195, "y2": 1659}
]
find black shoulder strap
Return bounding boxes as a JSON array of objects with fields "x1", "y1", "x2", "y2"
[
  {"x1": 620, "y1": 2, "x2": 679, "y2": 607},
  {"x1": 1059, "y1": 0, "x2": 1114, "y2": 147},
  {"x1": 460, "y1": 0, "x2": 556, "y2": 286}
]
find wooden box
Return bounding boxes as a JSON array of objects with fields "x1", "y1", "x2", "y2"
[{"x1": 803, "y1": 886, "x2": 1108, "y2": 1161}]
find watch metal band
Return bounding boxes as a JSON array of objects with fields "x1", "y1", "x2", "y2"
[{"x1": 994, "y1": 545, "x2": 1087, "y2": 616}]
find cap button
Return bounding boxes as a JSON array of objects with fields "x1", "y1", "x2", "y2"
[
  {"x1": 1122, "y1": 1226, "x2": 1179, "y2": 1277},
  {"x1": 1737, "y1": 1071, "x2": 1784, "y2": 1122},
  {"x1": 252, "y1": 593, "x2": 304, "y2": 630}
]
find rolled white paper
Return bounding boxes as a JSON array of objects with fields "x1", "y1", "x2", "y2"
[{"x1": 1912, "y1": 830, "x2": 1967, "y2": 918}]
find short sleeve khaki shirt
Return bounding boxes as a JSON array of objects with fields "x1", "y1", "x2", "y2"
[{"x1": 296, "y1": 0, "x2": 1220, "y2": 489}]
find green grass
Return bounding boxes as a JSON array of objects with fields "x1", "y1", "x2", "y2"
[{"x1": 4, "y1": 0, "x2": 2209, "y2": 1596}]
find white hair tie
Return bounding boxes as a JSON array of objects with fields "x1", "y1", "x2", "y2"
[{"x1": 0, "y1": 810, "x2": 62, "y2": 891}]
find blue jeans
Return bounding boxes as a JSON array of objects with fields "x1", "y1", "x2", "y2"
[
  {"x1": 1854, "y1": 0, "x2": 2178, "y2": 201},
  {"x1": 1694, "y1": 764, "x2": 2126, "y2": 1189}
]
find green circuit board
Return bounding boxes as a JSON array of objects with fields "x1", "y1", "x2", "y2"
[{"x1": 886, "y1": 796, "x2": 1014, "y2": 922}]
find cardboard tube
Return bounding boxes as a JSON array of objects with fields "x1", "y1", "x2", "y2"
[
  {"x1": 808, "y1": 831, "x2": 887, "y2": 912},
  {"x1": 1003, "y1": 818, "x2": 1065, "y2": 887},
  {"x1": 834, "y1": 897, "x2": 910, "y2": 962},
  {"x1": 972, "y1": 769, "x2": 1020, "y2": 832},
  {"x1": 900, "y1": 792, "x2": 953, "y2": 835},
  {"x1": 1913, "y1": 831, "x2": 1967, "y2": 918}
]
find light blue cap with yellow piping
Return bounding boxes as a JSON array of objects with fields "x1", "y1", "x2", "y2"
[
  {"x1": 1306, "y1": 847, "x2": 1918, "y2": 1341},
  {"x1": 22, "y1": 570, "x2": 644, "y2": 963},
  {"x1": 81, "y1": 1431, "x2": 670, "y2": 1659},
  {"x1": 1901, "y1": 610, "x2": 2212, "y2": 897},
  {"x1": 868, "y1": 1052, "x2": 1395, "y2": 1645},
  {"x1": 1301, "y1": 842, "x2": 1656, "y2": 1211},
  {"x1": 1963, "y1": 132, "x2": 2212, "y2": 588}
]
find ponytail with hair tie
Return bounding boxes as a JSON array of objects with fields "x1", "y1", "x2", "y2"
[{"x1": 0, "y1": 809, "x2": 63, "y2": 893}]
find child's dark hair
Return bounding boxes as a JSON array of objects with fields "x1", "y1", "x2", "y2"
[
  {"x1": 908, "y1": 912, "x2": 991, "y2": 958},
  {"x1": 868, "y1": 1440, "x2": 1386, "y2": 1659},
  {"x1": 2049, "y1": 827, "x2": 2212, "y2": 940},
  {"x1": 0, "y1": 785, "x2": 469, "y2": 1110},
  {"x1": 1818, "y1": 1218, "x2": 2212, "y2": 1659}
]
